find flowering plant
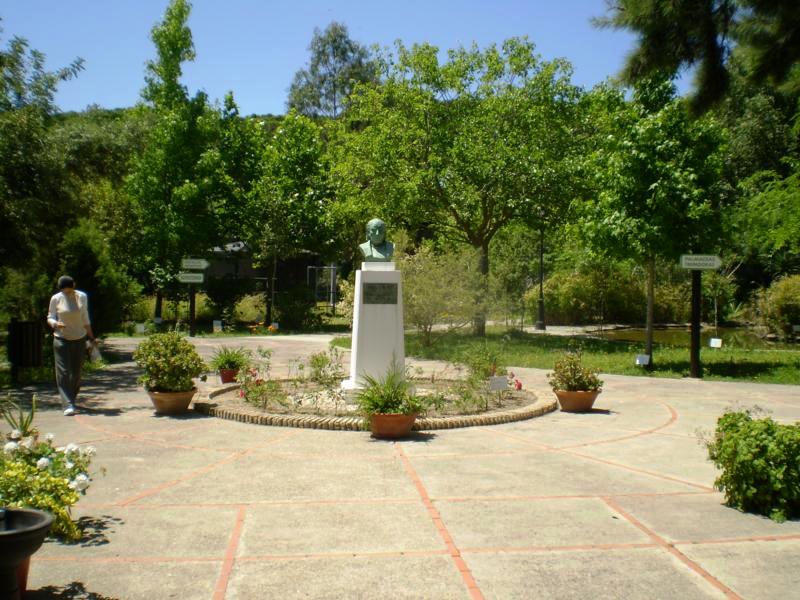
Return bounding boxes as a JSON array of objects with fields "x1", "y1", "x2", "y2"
[
  {"x1": 1, "y1": 396, "x2": 99, "y2": 541},
  {"x1": 237, "y1": 347, "x2": 278, "y2": 408}
]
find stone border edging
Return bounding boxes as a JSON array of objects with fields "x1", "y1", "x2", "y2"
[{"x1": 193, "y1": 384, "x2": 558, "y2": 431}]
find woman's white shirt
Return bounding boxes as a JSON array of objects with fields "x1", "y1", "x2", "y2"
[{"x1": 48, "y1": 291, "x2": 91, "y2": 340}]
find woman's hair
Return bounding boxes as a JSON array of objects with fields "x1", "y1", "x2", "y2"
[{"x1": 57, "y1": 275, "x2": 75, "y2": 290}]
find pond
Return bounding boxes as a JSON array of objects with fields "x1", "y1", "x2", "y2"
[{"x1": 592, "y1": 326, "x2": 795, "y2": 350}]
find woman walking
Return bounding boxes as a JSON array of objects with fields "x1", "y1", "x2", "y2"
[{"x1": 47, "y1": 276, "x2": 96, "y2": 416}]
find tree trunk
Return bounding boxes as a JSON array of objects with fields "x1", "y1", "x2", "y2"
[
  {"x1": 645, "y1": 256, "x2": 655, "y2": 370},
  {"x1": 473, "y1": 243, "x2": 489, "y2": 337}
]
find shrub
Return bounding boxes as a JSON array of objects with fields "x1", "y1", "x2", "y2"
[
  {"x1": 534, "y1": 263, "x2": 646, "y2": 325},
  {"x1": 0, "y1": 268, "x2": 52, "y2": 322},
  {"x1": 758, "y1": 275, "x2": 800, "y2": 338},
  {"x1": 400, "y1": 245, "x2": 478, "y2": 346},
  {"x1": 706, "y1": 410, "x2": 800, "y2": 522},
  {"x1": 133, "y1": 332, "x2": 206, "y2": 392},
  {"x1": 205, "y1": 275, "x2": 256, "y2": 325},
  {"x1": 307, "y1": 347, "x2": 344, "y2": 386},
  {"x1": 275, "y1": 284, "x2": 320, "y2": 330}
]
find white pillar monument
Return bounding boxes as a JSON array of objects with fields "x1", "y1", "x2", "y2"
[{"x1": 341, "y1": 219, "x2": 405, "y2": 389}]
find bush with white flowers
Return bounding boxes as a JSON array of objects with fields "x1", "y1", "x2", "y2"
[{"x1": 1, "y1": 402, "x2": 99, "y2": 541}]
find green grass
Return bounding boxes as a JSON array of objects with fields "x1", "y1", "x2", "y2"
[{"x1": 331, "y1": 327, "x2": 800, "y2": 385}]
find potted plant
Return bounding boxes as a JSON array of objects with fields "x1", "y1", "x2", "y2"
[
  {"x1": 356, "y1": 366, "x2": 427, "y2": 439},
  {"x1": 133, "y1": 332, "x2": 206, "y2": 414},
  {"x1": 1, "y1": 394, "x2": 98, "y2": 593},
  {"x1": 209, "y1": 346, "x2": 252, "y2": 383},
  {"x1": 547, "y1": 351, "x2": 604, "y2": 412}
]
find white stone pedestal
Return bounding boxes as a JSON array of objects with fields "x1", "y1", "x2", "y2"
[{"x1": 341, "y1": 262, "x2": 405, "y2": 390}]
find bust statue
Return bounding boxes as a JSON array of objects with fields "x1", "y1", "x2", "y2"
[{"x1": 359, "y1": 218, "x2": 394, "y2": 262}]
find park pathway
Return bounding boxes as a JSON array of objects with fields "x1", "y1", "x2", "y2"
[{"x1": 18, "y1": 335, "x2": 800, "y2": 599}]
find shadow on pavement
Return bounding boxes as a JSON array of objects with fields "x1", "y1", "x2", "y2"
[
  {"x1": 27, "y1": 583, "x2": 119, "y2": 600},
  {"x1": 75, "y1": 514, "x2": 126, "y2": 547}
]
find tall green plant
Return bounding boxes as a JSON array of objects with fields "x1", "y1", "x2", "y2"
[{"x1": 133, "y1": 332, "x2": 205, "y2": 392}]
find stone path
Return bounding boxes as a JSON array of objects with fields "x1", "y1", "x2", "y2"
[{"x1": 16, "y1": 335, "x2": 800, "y2": 599}]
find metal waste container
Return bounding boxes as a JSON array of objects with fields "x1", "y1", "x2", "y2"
[{"x1": 7, "y1": 320, "x2": 44, "y2": 370}]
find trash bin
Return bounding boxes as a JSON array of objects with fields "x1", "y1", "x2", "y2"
[{"x1": 7, "y1": 320, "x2": 44, "y2": 369}]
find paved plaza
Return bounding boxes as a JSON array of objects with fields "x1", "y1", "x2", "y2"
[{"x1": 18, "y1": 335, "x2": 800, "y2": 599}]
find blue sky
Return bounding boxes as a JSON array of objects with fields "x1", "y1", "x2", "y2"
[{"x1": 2, "y1": 0, "x2": 670, "y2": 116}]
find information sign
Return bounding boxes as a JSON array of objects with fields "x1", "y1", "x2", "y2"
[
  {"x1": 177, "y1": 272, "x2": 204, "y2": 284},
  {"x1": 680, "y1": 255, "x2": 721, "y2": 270},
  {"x1": 181, "y1": 258, "x2": 210, "y2": 270}
]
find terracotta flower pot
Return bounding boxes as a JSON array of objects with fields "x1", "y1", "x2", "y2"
[
  {"x1": 146, "y1": 389, "x2": 197, "y2": 415},
  {"x1": 218, "y1": 368, "x2": 239, "y2": 384},
  {"x1": 554, "y1": 390, "x2": 601, "y2": 412},
  {"x1": 369, "y1": 413, "x2": 417, "y2": 439}
]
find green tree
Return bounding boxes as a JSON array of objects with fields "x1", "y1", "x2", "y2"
[
  {"x1": 287, "y1": 21, "x2": 377, "y2": 118},
  {"x1": 596, "y1": 0, "x2": 800, "y2": 111},
  {"x1": 245, "y1": 111, "x2": 333, "y2": 321},
  {"x1": 0, "y1": 23, "x2": 83, "y2": 272},
  {"x1": 126, "y1": 0, "x2": 216, "y2": 316},
  {"x1": 333, "y1": 38, "x2": 583, "y2": 335},
  {"x1": 579, "y1": 77, "x2": 725, "y2": 365},
  {"x1": 59, "y1": 221, "x2": 140, "y2": 335}
]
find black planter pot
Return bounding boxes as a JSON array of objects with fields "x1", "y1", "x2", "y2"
[{"x1": 0, "y1": 507, "x2": 54, "y2": 600}]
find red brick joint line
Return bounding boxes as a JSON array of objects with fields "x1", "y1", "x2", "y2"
[{"x1": 395, "y1": 444, "x2": 486, "y2": 600}]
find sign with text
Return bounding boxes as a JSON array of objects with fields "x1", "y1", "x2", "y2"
[
  {"x1": 680, "y1": 255, "x2": 721, "y2": 270},
  {"x1": 181, "y1": 258, "x2": 210, "y2": 270},
  {"x1": 488, "y1": 376, "x2": 508, "y2": 391},
  {"x1": 177, "y1": 272, "x2": 204, "y2": 284},
  {"x1": 363, "y1": 283, "x2": 398, "y2": 305}
]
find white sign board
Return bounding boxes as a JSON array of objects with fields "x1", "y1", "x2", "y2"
[
  {"x1": 680, "y1": 255, "x2": 721, "y2": 270},
  {"x1": 177, "y1": 272, "x2": 204, "y2": 284},
  {"x1": 488, "y1": 376, "x2": 508, "y2": 391},
  {"x1": 709, "y1": 338, "x2": 723, "y2": 348},
  {"x1": 212, "y1": 320, "x2": 223, "y2": 333},
  {"x1": 635, "y1": 354, "x2": 651, "y2": 366},
  {"x1": 181, "y1": 258, "x2": 210, "y2": 270}
]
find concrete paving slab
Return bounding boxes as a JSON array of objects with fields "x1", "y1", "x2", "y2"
[
  {"x1": 574, "y1": 431, "x2": 717, "y2": 487},
  {"x1": 412, "y1": 444, "x2": 703, "y2": 499},
  {"x1": 69, "y1": 437, "x2": 236, "y2": 505},
  {"x1": 436, "y1": 497, "x2": 651, "y2": 549},
  {"x1": 226, "y1": 555, "x2": 469, "y2": 600},
  {"x1": 679, "y1": 539, "x2": 800, "y2": 600},
  {"x1": 612, "y1": 493, "x2": 800, "y2": 542},
  {"x1": 27, "y1": 560, "x2": 221, "y2": 600},
  {"x1": 40, "y1": 505, "x2": 240, "y2": 558},
  {"x1": 398, "y1": 426, "x2": 545, "y2": 458},
  {"x1": 136, "y1": 450, "x2": 421, "y2": 505},
  {"x1": 464, "y1": 547, "x2": 726, "y2": 600},
  {"x1": 239, "y1": 502, "x2": 444, "y2": 556}
]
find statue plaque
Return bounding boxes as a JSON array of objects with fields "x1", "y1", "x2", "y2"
[{"x1": 363, "y1": 282, "x2": 398, "y2": 305}]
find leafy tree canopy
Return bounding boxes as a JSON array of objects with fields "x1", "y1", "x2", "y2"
[
  {"x1": 596, "y1": 0, "x2": 800, "y2": 111},
  {"x1": 287, "y1": 21, "x2": 378, "y2": 118}
]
